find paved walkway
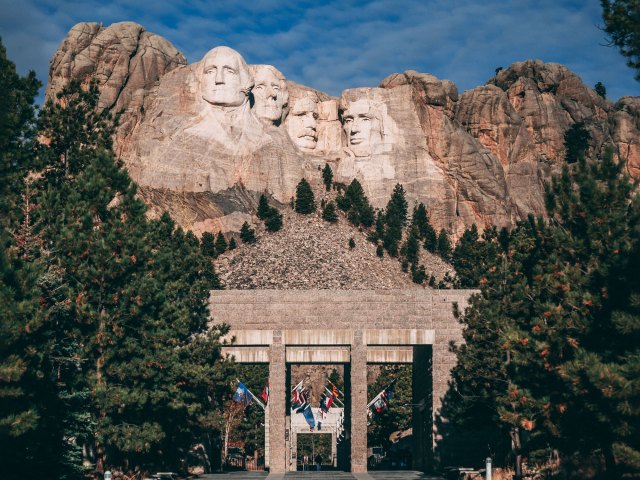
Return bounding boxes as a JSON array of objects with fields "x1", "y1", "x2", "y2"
[{"x1": 198, "y1": 471, "x2": 443, "y2": 480}]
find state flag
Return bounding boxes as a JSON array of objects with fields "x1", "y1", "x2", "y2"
[{"x1": 261, "y1": 380, "x2": 269, "y2": 405}]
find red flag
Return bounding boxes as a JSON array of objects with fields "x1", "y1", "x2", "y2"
[
  {"x1": 261, "y1": 380, "x2": 269, "y2": 405},
  {"x1": 326, "y1": 384, "x2": 339, "y2": 409}
]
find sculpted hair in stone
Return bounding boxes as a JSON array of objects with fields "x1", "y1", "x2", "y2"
[{"x1": 200, "y1": 46, "x2": 254, "y2": 98}]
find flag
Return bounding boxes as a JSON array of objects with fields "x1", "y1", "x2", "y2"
[
  {"x1": 374, "y1": 396, "x2": 387, "y2": 413},
  {"x1": 325, "y1": 384, "x2": 339, "y2": 409},
  {"x1": 291, "y1": 382, "x2": 307, "y2": 412},
  {"x1": 319, "y1": 393, "x2": 329, "y2": 415},
  {"x1": 233, "y1": 382, "x2": 251, "y2": 409},
  {"x1": 261, "y1": 380, "x2": 269, "y2": 405},
  {"x1": 385, "y1": 382, "x2": 395, "y2": 401},
  {"x1": 302, "y1": 404, "x2": 316, "y2": 430}
]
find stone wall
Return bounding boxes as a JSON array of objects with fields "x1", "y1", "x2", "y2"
[{"x1": 210, "y1": 289, "x2": 476, "y2": 472}]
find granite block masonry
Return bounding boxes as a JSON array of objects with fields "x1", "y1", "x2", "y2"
[{"x1": 211, "y1": 289, "x2": 476, "y2": 473}]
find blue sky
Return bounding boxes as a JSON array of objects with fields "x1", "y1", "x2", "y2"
[{"x1": 0, "y1": 0, "x2": 638, "y2": 104}]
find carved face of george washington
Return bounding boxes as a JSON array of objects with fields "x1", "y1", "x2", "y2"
[{"x1": 200, "y1": 46, "x2": 253, "y2": 108}]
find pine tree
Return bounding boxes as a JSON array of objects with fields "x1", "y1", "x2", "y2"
[
  {"x1": 265, "y1": 208, "x2": 283, "y2": 232},
  {"x1": 386, "y1": 183, "x2": 408, "y2": 227},
  {"x1": 594, "y1": 81, "x2": 607, "y2": 98},
  {"x1": 322, "y1": 164, "x2": 333, "y2": 191},
  {"x1": 452, "y1": 225, "x2": 501, "y2": 288},
  {"x1": 228, "y1": 237, "x2": 237, "y2": 250},
  {"x1": 376, "y1": 244, "x2": 384, "y2": 257},
  {"x1": 257, "y1": 194, "x2": 270, "y2": 220},
  {"x1": 563, "y1": 122, "x2": 591, "y2": 164},
  {"x1": 436, "y1": 229, "x2": 452, "y2": 260},
  {"x1": 412, "y1": 202, "x2": 437, "y2": 243},
  {"x1": 215, "y1": 231, "x2": 228, "y2": 255},
  {"x1": 31, "y1": 83, "x2": 226, "y2": 475},
  {"x1": 322, "y1": 201, "x2": 338, "y2": 223},
  {"x1": 450, "y1": 148, "x2": 640, "y2": 476},
  {"x1": 601, "y1": 0, "x2": 640, "y2": 80},
  {"x1": 240, "y1": 222, "x2": 256, "y2": 243},
  {"x1": 404, "y1": 225, "x2": 420, "y2": 264},
  {"x1": 294, "y1": 178, "x2": 316, "y2": 214},
  {"x1": 0, "y1": 38, "x2": 41, "y2": 231},
  {"x1": 424, "y1": 226, "x2": 438, "y2": 253},
  {"x1": 410, "y1": 262, "x2": 427, "y2": 284},
  {"x1": 38, "y1": 80, "x2": 114, "y2": 180},
  {"x1": 375, "y1": 210, "x2": 385, "y2": 241},
  {"x1": 201, "y1": 231, "x2": 216, "y2": 257},
  {"x1": 383, "y1": 184, "x2": 408, "y2": 256},
  {"x1": 349, "y1": 238, "x2": 356, "y2": 249}
]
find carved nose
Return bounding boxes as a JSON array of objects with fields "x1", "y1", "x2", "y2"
[
  {"x1": 266, "y1": 85, "x2": 276, "y2": 99},
  {"x1": 351, "y1": 121, "x2": 361, "y2": 133},
  {"x1": 215, "y1": 69, "x2": 225, "y2": 84},
  {"x1": 303, "y1": 115, "x2": 315, "y2": 128}
]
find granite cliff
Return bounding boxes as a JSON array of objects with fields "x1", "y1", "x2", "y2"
[{"x1": 46, "y1": 21, "x2": 640, "y2": 238}]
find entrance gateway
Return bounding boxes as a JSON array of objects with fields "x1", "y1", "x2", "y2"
[{"x1": 211, "y1": 289, "x2": 475, "y2": 473}]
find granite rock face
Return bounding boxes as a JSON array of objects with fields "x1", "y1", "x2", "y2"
[
  {"x1": 46, "y1": 24, "x2": 639, "y2": 237},
  {"x1": 46, "y1": 21, "x2": 186, "y2": 142}
]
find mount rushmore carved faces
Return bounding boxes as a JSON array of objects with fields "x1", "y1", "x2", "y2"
[
  {"x1": 201, "y1": 46, "x2": 253, "y2": 108},
  {"x1": 286, "y1": 94, "x2": 319, "y2": 151},
  {"x1": 251, "y1": 65, "x2": 288, "y2": 125},
  {"x1": 342, "y1": 98, "x2": 384, "y2": 157}
]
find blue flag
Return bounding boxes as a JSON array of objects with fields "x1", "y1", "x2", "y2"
[
  {"x1": 302, "y1": 404, "x2": 316, "y2": 430},
  {"x1": 233, "y1": 382, "x2": 251, "y2": 409}
]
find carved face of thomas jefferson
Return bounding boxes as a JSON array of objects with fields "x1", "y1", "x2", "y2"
[
  {"x1": 252, "y1": 65, "x2": 288, "y2": 124},
  {"x1": 287, "y1": 95, "x2": 319, "y2": 151},
  {"x1": 201, "y1": 46, "x2": 253, "y2": 108},
  {"x1": 342, "y1": 99, "x2": 382, "y2": 157}
]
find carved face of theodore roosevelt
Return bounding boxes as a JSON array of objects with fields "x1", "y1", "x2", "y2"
[
  {"x1": 201, "y1": 46, "x2": 253, "y2": 108},
  {"x1": 287, "y1": 95, "x2": 319, "y2": 151},
  {"x1": 252, "y1": 65, "x2": 288, "y2": 124}
]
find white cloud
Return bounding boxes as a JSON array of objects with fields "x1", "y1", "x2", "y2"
[{"x1": 0, "y1": 0, "x2": 636, "y2": 104}]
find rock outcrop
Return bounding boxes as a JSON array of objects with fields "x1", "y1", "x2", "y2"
[{"x1": 46, "y1": 23, "x2": 640, "y2": 239}]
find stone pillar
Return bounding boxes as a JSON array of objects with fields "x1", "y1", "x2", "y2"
[
  {"x1": 268, "y1": 330, "x2": 286, "y2": 472},
  {"x1": 264, "y1": 404, "x2": 270, "y2": 469},
  {"x1": 412, "y1": 345, "x2": 433, "y2": 472},
  {"x1": 331, "y1": 431, "x2": 338, "y2": 467},
  {"x1": 350, "y1": 330, "x2": 368, "y2": 472}
]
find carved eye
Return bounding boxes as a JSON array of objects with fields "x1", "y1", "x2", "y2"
[
  {"x1": 344, "y1": 117, "x2": 353, "y2": 124},
  {"x1": 205, "y1": 67, "x2": 216, "y2": 75},
  {"x1": 313, "y1": 113, "x2": 319, "y2": 120},
  {"x1": 255, "y1": 84, "x2": 264, "y2": 90},
  {"x1": 273, "y1": 85, "x2": 280, "y2": 91},
  {"x1": 225, "y1": 67, "x2": 236, "y2": 74}
]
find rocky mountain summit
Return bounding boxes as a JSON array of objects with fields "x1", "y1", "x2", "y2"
[{"x1": 46, "y1": 21, "x2": 640, "y2": 240}]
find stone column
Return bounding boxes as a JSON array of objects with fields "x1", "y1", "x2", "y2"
[
  {"x1": 264, "y1": 404, "x2": 270, "y2": 469},
  {"x1": 412, "y1": 345, "x2": 433, "y2": 472},
  {"x1": 331, "y1": 431, "x2": 338, "y2": 467},
  {"x1": 268, "y1": 330, "x2": 286, "y2": 472},
  {"x1": 350, "y1": 330, "x2": 368, "y2": 472}
]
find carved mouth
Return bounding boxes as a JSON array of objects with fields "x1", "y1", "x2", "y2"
[{"x1": 350, "y1": 137, "x2": 365, "y2": 145}]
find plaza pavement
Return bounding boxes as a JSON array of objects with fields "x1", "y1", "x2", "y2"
[{"x1": 197, "y1": 471, "x2": 444, "y2": 479}]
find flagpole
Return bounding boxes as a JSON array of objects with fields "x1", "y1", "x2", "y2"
[
  {"x1": 367, "y1": 390, "x2": 384, "y2": 410},
  {"x1": 236, "y1": 379, "x2": 266, "y2": 410},
  {"x1": 290, "y1": 379, "x2": 304, "y2": 393},
  {"x1": 367, "y1": 380, "x2": 397, "y2": 409}
]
